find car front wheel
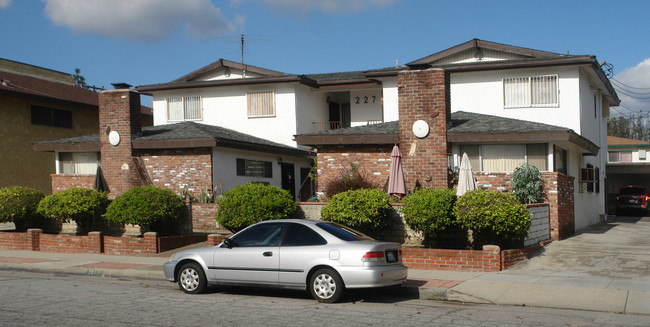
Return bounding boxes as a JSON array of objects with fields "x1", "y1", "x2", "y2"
[
  {"x1": 310, "y1": 268, "x2": 344, "y2": 303},
  {"x1": 177, "y1": 262, "x2": 207, "y2": 294}
]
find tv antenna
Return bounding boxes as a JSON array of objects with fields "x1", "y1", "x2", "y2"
[{"x1": 213, "y1": 33, "x2": 271, "y2": 78}]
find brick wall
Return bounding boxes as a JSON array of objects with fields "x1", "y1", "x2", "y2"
[
  {"x1": 0, "y1": 229, "x2": 216, "y2": 256},
  {"x1": 139, "y1": 148, "x2": 213, "y2": 197},
  {"x1": 468, "y1": 171, "x2": 574, "y2": 240},
  {"x1": 316, "y1": 144, "x2": 392, "y2": 197},
  {"x1": 51, "y1": 174, "x2": 95, "y2": 193},
  {"x1": 398, "y1": 68, "x2": 451, "y2": 191},
  {"x1": 99, "y1": 90, "x2": 143, "y2": 199},
  {"x1": 403, "y1": 244, "x2": 540, "y2": 272},
  {"x1": 188, "y1": 202, "x2": 221, "y2": 232}
]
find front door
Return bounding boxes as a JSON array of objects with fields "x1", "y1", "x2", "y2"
[{"x1": 281, "y1": 162, "x2": 295, "y2": 200}]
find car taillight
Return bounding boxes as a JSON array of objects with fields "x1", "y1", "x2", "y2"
[{"x1": 362, "y1": 251, "x2": 385, "y2": 262}]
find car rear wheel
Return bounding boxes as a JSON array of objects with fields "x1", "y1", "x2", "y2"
[
  {"x1": 310, "y1": 268, "x2": 344, "y2": 303},
  {"x1": 178, "y1": 262, "x2": 207, "y2": 294}
]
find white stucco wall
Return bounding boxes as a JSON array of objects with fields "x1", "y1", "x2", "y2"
[
  {"x1": 450, "y1": 66, "x2": 582, "y2": 133},
  {"x1": 212, "y1": 147, "x2": 313, "y2": 196},
  {"x1": 152, "y1": 83, "x2": 299, "y2": 147},
  {"x1": 382, "y1": 77, "x2": 399, "y2": 122}
]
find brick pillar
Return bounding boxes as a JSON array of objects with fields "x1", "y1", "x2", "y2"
[
  {"x1": 482, "y1": 245, "x2": 501, "y2": 271},
  {"x1": 397, "y1": 68, "x2": 451, "y2": 191},
  {"x1": 99, "y1": 89, "x2": 143, "y2": 199},
  {"x1": 88, "y1": 231, "x2": 104, "y2": 254},
  {"x1": 144, "y1": 232, "x2": 159, "y2": 254},
  {"x1": 27, "y1": 228, "x2": 42, "y2": 251}
]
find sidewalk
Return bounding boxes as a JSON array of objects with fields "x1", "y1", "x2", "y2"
[{"x1": 0, "y1": 249, "x2": 648, "y2": 315}]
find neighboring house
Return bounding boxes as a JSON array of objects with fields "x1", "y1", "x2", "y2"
[
  {"x1": 0, "y1": 58, "x2": 152, "y2": 193},
  {"x1": 606, "y1": 136, "x2": 650, "y2": 213}
]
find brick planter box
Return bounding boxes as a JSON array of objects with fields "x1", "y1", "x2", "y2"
[{"x1": 0, "y1": 229, "x2": 213, "y2": 256}]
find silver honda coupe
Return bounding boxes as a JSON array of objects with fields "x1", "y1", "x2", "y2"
[{"x1": 163, "y1": 219, "x2": 408, "y2": 303}]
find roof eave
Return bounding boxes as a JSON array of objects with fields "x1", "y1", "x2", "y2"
[
  {"x1": 295, "y1": 134, "x2": 398, "y2": 146},
  {"x1": 136, "y1": 75, "x2": 307, "y2": 92}
]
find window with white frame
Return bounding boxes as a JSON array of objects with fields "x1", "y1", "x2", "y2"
[
  {"x1": 503, "y1": 75, "x2": 558, "y2": 108},
  {"x1": 59, "y1": 152, "x2": 99, "y2": 174},
  {"x1": 247, "y1": 91, "x2": 275, "y2": 118},
  {"x1": 459, "y1": 144, "x2": 547, "y2": 172},
  {"x1": 166, "y1": 96, "x2": 202, "y2": 121},
  {"x1": 608, "y1": 151, "x2": 632, "y2": 163}
]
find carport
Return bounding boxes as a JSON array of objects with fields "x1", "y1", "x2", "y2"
[{"x1": 606, "y1": 136, "x2": 650, "y2": 214}]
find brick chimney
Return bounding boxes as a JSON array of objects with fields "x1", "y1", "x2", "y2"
[
  {"x1": 397, "y1": 68, "x2": 451, "y2": 190},
  {"x1": 99, "y1": 89, "x2": 143, "y2": 199}
]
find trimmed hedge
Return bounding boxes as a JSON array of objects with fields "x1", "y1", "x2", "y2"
[
  {"x1": 0, "y1": 186, "x2": 45, "y2": 231},
  {"x1": 402, "y1": 188, "x2": 457, "y2": 234},
  {"x1": 216, "y1": 183, "x2": 297, "y2": 232},
  {"x1": 37, "y1": 188, "x2": 108, "y2": 231},
  {"x1": 455, "y1": 189, "x2": 531, "y2": 249},
  {"x1": 105, "y1": 186, "x2": 184, "y2": 233},
  {"x1": 320, "y1": 188, "x2": 391, "y2": 235}
]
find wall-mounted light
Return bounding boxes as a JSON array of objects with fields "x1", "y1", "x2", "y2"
[{"x1": 277, "y1": 157, "x2": 283, "y2": 165}]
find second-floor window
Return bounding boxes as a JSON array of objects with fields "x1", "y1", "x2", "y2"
[
  {"x1": 167, "y1": 96, "x2": 202, "y2": 121},
  {"x1": 503, "y1": 75, "x2": 558, "y2": 108},
  {"x1": 247, "y1": 91, "x2": 275, "y2": 118},
  {"x1": 608, "y1": 151, "x2": 632, "y2": 163},
  {"x1": 31, "y1": 105, "x2": 72, "y2": 129}
]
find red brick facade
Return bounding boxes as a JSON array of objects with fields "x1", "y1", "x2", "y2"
[
  {"x1": 139, "y1": 148, "x2": 213, "y2": 195},
  {"x1": 189, "y1": 202, "x2": 221, "y2": 232},
  {"x1": 398, "y1": 68, "x2": 451, "y2": 190},
  {"x1": 50, "y1": 174, "x2": 95, "y2": 193},
  {"x1": 316, "y1": 144, "x2": 393, "y2": 195},
  {"x1": 99, "y1": 90, "x2": 144, "y2": 199}
]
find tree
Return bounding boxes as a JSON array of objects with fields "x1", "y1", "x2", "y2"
[
  {"x1": 72, "y1": 68, "x2": 87, "y2": 88},
  {"x1": 607, "y1": 115, "x2": 650, "y2": 141}
]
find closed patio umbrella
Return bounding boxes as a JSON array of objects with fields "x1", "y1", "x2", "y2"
[
  {"x1": 456, "y1": 152, "x2": 476, "y2": 196},
  {"x1": 93, "y1": 166, "x2": 109, "y2": 193},
  {"x1": 387, "y1": 145, "x2": 406, "y2": 198}
]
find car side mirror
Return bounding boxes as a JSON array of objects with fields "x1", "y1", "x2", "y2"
[{"x1": 223, "y1": 238, "x2": 234, "y2": 249}]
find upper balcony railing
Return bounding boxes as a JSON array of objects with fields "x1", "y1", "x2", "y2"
[{"x1": 312, "y1": 121, "x2": 341, "y2": 132}]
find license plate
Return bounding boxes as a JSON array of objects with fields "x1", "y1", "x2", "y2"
[{"x1": 385, "y1": 250, "x2": 398, "y2": 263}]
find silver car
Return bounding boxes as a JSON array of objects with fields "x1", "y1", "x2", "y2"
[{"x1": 163, "y1": 219, "x2": 408, "y2": 303}]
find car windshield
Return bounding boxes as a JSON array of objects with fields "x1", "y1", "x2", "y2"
[
  {"x1": 619, "y1": 187, "x2": 646, "y2": 196},
  {"x1": 316, "y1": 222, "x2": 374, "y2": 241}
]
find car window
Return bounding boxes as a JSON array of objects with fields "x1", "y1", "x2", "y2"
[
  {"x1": 619, "y1": 187, "x2": 646, "y2": 196},
  {"x1": 316, "y1": 222, "x2": 373, "y2": 241},
  {"x1": 230, "y1": 223, "x2": 286, "y2": 247},
  {"x1": 281, "y1": 223, "x2": 327, "y2": 247}
]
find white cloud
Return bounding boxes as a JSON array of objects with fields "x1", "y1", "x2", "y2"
[
  {"x1": 255, "y1": 0, "x2": 398, "y2": 15},
  {"x1": 612, "y1": 58, "x2": 650, "y2": 114},
  {"x1": 42, "y1": 0, "x2": 235, "y2": 41},
  {"x1": 0, "y1": 0, "x2": 12, "y2": 9}
]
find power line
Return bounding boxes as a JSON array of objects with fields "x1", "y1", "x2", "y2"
[{"x1": 611, "y1": 77, "x2": 650, "y2": 90}]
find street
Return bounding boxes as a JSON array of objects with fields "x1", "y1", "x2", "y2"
[{"x1": 0, "y1": 270, "x2": 647, "y2": 326}]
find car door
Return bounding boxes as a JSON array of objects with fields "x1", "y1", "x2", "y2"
[
  {"x1": 211, "y1": 222, "x2": 285, "y2": 285},
  {"x1": 278, "y1": 223, "x2": 329, "y2": 287}
]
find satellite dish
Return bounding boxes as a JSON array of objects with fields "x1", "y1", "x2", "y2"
[{"x1": 412, "y1": 120, "x2": 429, "y2": 138}]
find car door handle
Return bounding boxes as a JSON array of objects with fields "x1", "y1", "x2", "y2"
[{"x1": 263, "y1": 251, "x2": 273, "y2": 257}]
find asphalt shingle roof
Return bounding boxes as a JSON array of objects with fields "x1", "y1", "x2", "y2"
[
  {"x1": 448, "y1": 111, "x2": 570, "y2": 134},
  {"x1": 36, "y1": 121, "x2": 313, "y2": 155}
]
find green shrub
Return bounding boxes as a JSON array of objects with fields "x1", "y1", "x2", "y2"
[
  {"x1": 320, "y1": 188, "x2": 392, "y2": 235},
  {"x1": 0, "y1": 186, "x2": 45, "y2": 231},
  {"x1": 105, "y1": 186, "x2": 184, "y2": 233},
  {"x1": 454, "y1": 189, "x2": 531, "y2": 249},
  {"x1": 325, "y1": 162, "x2": 375, "y2": 198},
  {"x1": 37, "y1": 188, "x2": 108, "y2": 231},
  {"x1": 402, "y1": 188, "x2": 456, "y2": 234},
  {"x1": 216, "y1": 183, "x2": 297, "y2": 232},
  {"x1": 511, "y1": 164, "x2": 544, "y2": 204}
]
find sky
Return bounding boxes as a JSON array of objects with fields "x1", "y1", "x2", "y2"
[{"x1": 1, "y1": 0, "x2": 649, "y2": 116}]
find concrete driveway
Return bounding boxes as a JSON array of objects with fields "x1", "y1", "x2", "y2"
[{"x1": 507, "y1": 216, "x2": 650, "y2": 280}]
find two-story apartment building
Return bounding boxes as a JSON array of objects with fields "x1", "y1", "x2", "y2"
[{"x1": 38, "y1": 39, "x2": 618, "y2": 238}]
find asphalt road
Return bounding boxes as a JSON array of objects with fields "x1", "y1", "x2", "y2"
[{"x1": 0, "y1": 270, "x2": 648, "y2": 327}]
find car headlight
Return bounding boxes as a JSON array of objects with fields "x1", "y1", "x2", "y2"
[{"x1": 168, "y1": 253, "x2": 175, "y2": 262}]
